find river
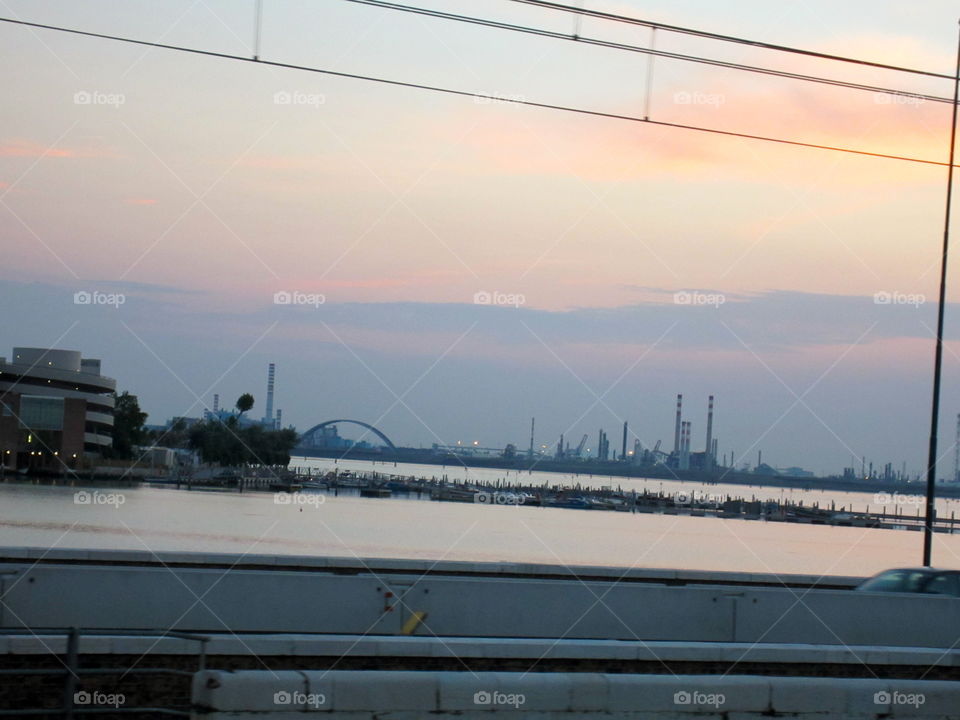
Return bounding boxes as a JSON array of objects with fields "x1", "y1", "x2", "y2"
[{"x1": 1, "y1": 457, "x2": 959, "y2": 577}]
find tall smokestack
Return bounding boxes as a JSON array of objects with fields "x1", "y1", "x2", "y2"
[
  {"x1": 529, "y1": 417, "x2": 535, "y2": 459},
  {"x1": 265, "y1": 363, "x2": 275, "y2": 422},
  {"x1": 213, "y1": 394, "x2": 219, "y2": 413},
  {"x1": 622, "y1": 421, "x2": 628, "y2": 461},
  {"x1": 705, "y1": 395, "x2": 714, "y2": 470},
  {"x1": 674, "y1": 394, "x2": 682, "y2": 454},
  {"x1": 275, "y1": 408, "x2": 282, "y2": 430}
]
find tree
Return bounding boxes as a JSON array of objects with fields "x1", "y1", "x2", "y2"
[
  {"x1": 108, "y1": 391, "x2": 148, "y2": 459},
  {"x1": 235, "y1": 393, "x2": 254, "y2": 417},
  {"x1": 188, "y1": 421, "x2": 298, "y2": 466}
]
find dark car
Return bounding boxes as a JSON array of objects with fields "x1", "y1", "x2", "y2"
[{"x1": 855, "y1": 568, "x2": 960, "y2": 597}]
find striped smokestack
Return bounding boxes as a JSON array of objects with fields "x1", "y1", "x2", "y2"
[
  {"x1": 674, "y1": 394, "x2": 682, "y2": 454},
  {"x1": 265, "y1": 363, "x2": 275, "y2": 422}
]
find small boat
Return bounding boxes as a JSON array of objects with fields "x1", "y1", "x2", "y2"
[
  {"x1": 360, "y1": 486, "x2": 392, "y2": 498},
  {"x1": 545, "y1": 497, "x2": 591, "y2": 510}
]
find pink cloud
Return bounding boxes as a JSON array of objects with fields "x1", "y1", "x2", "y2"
[
  {"x1": 0, "y1": 140, "x2": 78, "y2": 158},
  {"x1": 0, "y1": 139, "x2": 113, "y2": 159},
  {"x1": 125, "y1": 198, "x2": 157, "y2": 206}
]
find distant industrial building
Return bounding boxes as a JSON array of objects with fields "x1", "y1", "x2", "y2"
[{"x1": 0, "y1": 347, "x2": 115, "y2": 471}]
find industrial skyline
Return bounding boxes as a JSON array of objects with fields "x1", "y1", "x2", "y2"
[{"x1": 4, "y1": 0, "x2": 960, "y2": 477}]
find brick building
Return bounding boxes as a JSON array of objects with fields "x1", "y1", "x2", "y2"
[{"x1": 0, "y1": 348, "x2": 115, "y2": 471}]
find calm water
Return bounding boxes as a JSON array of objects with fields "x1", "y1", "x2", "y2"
[{"x1": 2, "y1": 458, "x2": 960, "y2": 577}]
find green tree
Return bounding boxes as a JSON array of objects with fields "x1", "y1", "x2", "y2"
[
  {"x1": 108, "y1": 391, "x2": 148, "y2": 459},
  {"x1": 235, "y1": 393, "x2": 254, "y2": 417}
]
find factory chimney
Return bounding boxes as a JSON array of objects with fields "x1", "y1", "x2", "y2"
[
  {"x1": 674, "y1": 394, "x2": 682, "y2": 454},
  {"x1": 680, "y1": 421, "x2": 690, "y2": 470},
  {"x1": 705, "y1": 395, "x2": 714, "y2": 471},
  {"x1": 529, "y1": 417, "x2": 535, "y2": 459},
  {"x1": 213, "y1": 394, "x2": 219, "y2": 413},
  {"x1": 621, "y1": 421, "x2": 628, "y2": 461},
  {"x1": 265, "y1": 363, "x2": 276, "y2": 423},
  {"x1": 275, "y1": 408, "x2": 282, "y2": 430}
]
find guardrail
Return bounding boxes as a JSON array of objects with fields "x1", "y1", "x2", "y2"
[{"x1": 0, "y1": 628, "x2": 208, "y2": 718}]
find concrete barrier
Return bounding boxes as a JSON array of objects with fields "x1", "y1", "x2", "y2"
[
  {"x1": 3, "y1": 549, "x2": 958, "y2": 648},
  {"x1": 192, "y1": 670, "x2": 960, "y2": 717}
]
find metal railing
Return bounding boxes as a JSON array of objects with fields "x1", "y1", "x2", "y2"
[{"x1": 0, "y1": 627, "x2": 209, "y2": 718}]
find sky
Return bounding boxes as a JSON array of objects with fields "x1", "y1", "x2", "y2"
[{"x1": 3, "y1": 0, "x2": 960, "y2": 475}]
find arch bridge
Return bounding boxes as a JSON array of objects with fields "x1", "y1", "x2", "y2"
[{"x1": 298, "y1": 419, "x2": 397, "y2": 451}]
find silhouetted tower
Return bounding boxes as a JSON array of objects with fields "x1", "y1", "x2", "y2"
[
  {"x1": 705, "y1": 395, "x2": 714, "y2": 470},
  {"x1": 673, "y1": 394, "x2": 683, "y2": 454}
]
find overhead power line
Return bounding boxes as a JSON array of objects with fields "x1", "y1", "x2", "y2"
[
  {"x1": 0, "y1": 16, "x2": 954, "y2": 168},
  {"x1": 506, "y1": 0, "x2": 953, "y2": 80},
  {"x1": 340, "y1": 0, "x2": 953, "y2": 104}
]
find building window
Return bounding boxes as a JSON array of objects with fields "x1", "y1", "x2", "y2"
[{"x1": 19, "y1": 396, "x2": 65, "y2": 431}]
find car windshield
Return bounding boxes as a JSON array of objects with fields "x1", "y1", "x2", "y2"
[
  {"x1": 923, "y1": 573, "x2": 960, "y2": 597},
  {"x1": 859, "y1": 570, "x2": 931, "y2": 593}
]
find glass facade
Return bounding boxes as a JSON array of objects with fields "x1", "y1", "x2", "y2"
[{"x1": 18, "y1": 396, "x2": 65, "y2": 431}]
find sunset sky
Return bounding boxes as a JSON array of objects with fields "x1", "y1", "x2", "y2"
[{"x1": 4, "y1": 0, "x2": 960, "y2": 475}]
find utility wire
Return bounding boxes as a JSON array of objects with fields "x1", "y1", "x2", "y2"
[
  {"x1": 0, "y1": 16, "x2": 954, "y2": 168},
  {"x1": 340, "y1": 0, "x2": 953, "y2": 104},
  {"x1": 507, "y1": 0, "x2": 953, "y2": 80}
]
